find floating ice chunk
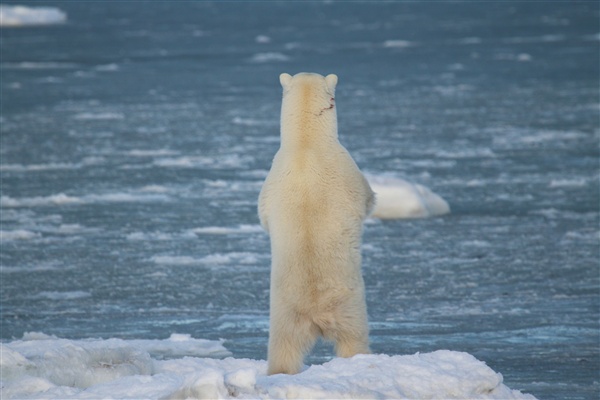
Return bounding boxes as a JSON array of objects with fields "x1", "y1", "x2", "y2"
[
  {"x1": 0, "y1": 263, "x2": 70, "y2": 274},
  {"x1": 127, "y1": 149, "x2": 178, "y2": 157},
  {"x1": 0, "y1": 230, "x2": 41, "y2": 241},
  {"x1": 583, "y1": 33, "x2": 600, "y2": 41},
  {"x1": 255, "y1": 35, "x2": 271, "y2": 44},
  {"x1": 95, "y1": 63, "x2": 119, "y2": 72},
  {"x1": 126, "y1": 230, "x2": 197, "y2": 241},
  {"x1": 0, "y1": 192, "x2": 168, "y2": 208},
  {"x1": 549, "y1": 178, "x2": 588, "y2": 188},
  {"x1": 367, "y1": 175, "x2": 450, "y2": 219},
  {"x1": 383, "y1": 39, "x2": 414, "y2": 48},
  {"x1": 139, "y1": 184, "x2": 171, "y2": 193},
  {"x1": 151, "y1": 252, "x2": 266, "y2": 267},
  {"x1": 0, "y1": 193, "x2": 81, "y2": 208},
  {"x1": 0, "y1": 334, "x2": 535, "y2": 400},
  {"x1": 504, "y1": 34, "x2": 565, "y2": 44},
  {"x1": 248, "y1": 52, "x2": 290, "y2": 63},
  {"x1": 0, "y1": 5, "x2": 67, "y2": 27},
  {"x1": 86, "y1": 192, "x2": 168, "y2": 203},
  {"x1": 232, "y1": 116, "x2": 276, "y2": 126},
  {"x1": 73, "y1": 112, "x2": 125, "y2": 120},
  {"x1": 150, "y1": 255, "x2": 203, "y2": 265},
  {"x1": 1, "y1": 61, "x2": 77, "y2": 69},
  {"x1": 0, "y1": 163, "x2": 79, "y2": 172},
  {"x1": 191, "y1": 224, "x2": 263, "y2": 235},
  {"x1": 517, "y1": 53, "x2": 533, "y2": 62},
  {"x1": 31, "y1": 291, "x2": 92, "y2": 300}
]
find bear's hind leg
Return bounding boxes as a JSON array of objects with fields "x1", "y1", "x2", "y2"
[
  {"x1": 267, "y1": 312, "x2": 319, "y2": 375},
  {"x1": 329, "y1": 299, "x2": 371, "y2": 358},
  {"x1": 335, "y1": 333, "x2": 370, "y2": 358}
]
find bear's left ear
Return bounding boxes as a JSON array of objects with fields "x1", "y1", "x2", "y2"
[
  {"x1": 280, "y1": 73, "x2": 293, "y2": 89},
  {"x1": 325, "y1": 74, "x2": 338, "y2": 92}
]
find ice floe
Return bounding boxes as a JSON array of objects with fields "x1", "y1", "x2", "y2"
[
  {"x1": 367, "y1": 175, "x2": 450, "y2": 219},
  {"x1": 0, "y1": 333, "x2": 534, "y2": 399}
]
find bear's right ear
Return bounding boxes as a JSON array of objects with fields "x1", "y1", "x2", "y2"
[
  {"x1": 325, "y1": 74, "x2": 338, "y2": 92},
  {"x1": 280, "y1": 73, "x2": 293, "y2": 89}
]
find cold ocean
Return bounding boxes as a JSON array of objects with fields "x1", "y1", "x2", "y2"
[{"x1": 1, "y1": 2, "x2": 598, "y2": 399}]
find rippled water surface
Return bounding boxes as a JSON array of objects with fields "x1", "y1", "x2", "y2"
[{"x1": 1, "y1": 2, "x2": 598, "y2": 399}]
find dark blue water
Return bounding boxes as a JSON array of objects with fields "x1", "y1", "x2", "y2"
[{"x1": 1, "y1": 2, "x2": 598, "y2": 399}]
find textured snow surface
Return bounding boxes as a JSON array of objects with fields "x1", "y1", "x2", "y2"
[{"x1": 1, "y1": 333, "x2": 534, "y2": 399}]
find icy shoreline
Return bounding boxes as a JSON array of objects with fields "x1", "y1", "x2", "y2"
[{"x1": 1, "y1": 333, "x2": 535, "y2": 399}]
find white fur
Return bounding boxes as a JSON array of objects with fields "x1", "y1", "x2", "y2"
[{"x1": 258, "y1": 72, "x2": 375, "y2": 375}]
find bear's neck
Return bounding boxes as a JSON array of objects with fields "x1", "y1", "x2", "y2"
[{"x1": 279, "y1": 102, "x2": 339, "y2": 151}]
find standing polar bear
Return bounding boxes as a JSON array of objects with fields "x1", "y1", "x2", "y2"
[{"x1": 258, "y1": 72, "x2": 375, "y2": 375}]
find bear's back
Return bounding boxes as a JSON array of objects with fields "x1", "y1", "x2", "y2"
[{"x1": 268, "y1": 145, "x2": 366, "y2": 241}]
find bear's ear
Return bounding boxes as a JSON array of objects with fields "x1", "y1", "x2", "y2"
[
  {"x1": 280, "y1": 73, "x2": 293, "y2": 89},
  {"x1": 325, "y1": 74, "x2": 338, "y2": 91}
]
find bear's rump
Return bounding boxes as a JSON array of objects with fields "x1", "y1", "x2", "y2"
[
  {"x1": 271, "y1": 235, "x2": 363, "y2": 312},
  {"x1": 271, "y1": 265, "x2": 366, "y2": 341}
]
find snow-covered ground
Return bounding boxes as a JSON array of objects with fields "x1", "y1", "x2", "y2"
[{"x1": 1, "y1": 333, "x2": 534, "y2": 399}]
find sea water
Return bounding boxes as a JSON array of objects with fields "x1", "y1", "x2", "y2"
[{"x1": 1, "y1": 2, "x2": 598, "y2": 399}]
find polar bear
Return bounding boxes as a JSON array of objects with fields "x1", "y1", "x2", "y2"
[{"x1": 258, "y1": 72, "x2": 375, "y2": 375}]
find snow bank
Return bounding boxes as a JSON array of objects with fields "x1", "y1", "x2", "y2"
[
  {"x1": 367, "y1": 175, "x2": 450, "y2": 219},
  {"x1": 1, "y1": 333, "x2": 535, "y2": 399},
  {"x1": 0, "y1": 5, "x2": 67, "y2": 27}
]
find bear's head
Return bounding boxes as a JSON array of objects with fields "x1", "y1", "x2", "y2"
[{"x1": 279, "y1": 73, "x2": 338, "y2": 118}]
